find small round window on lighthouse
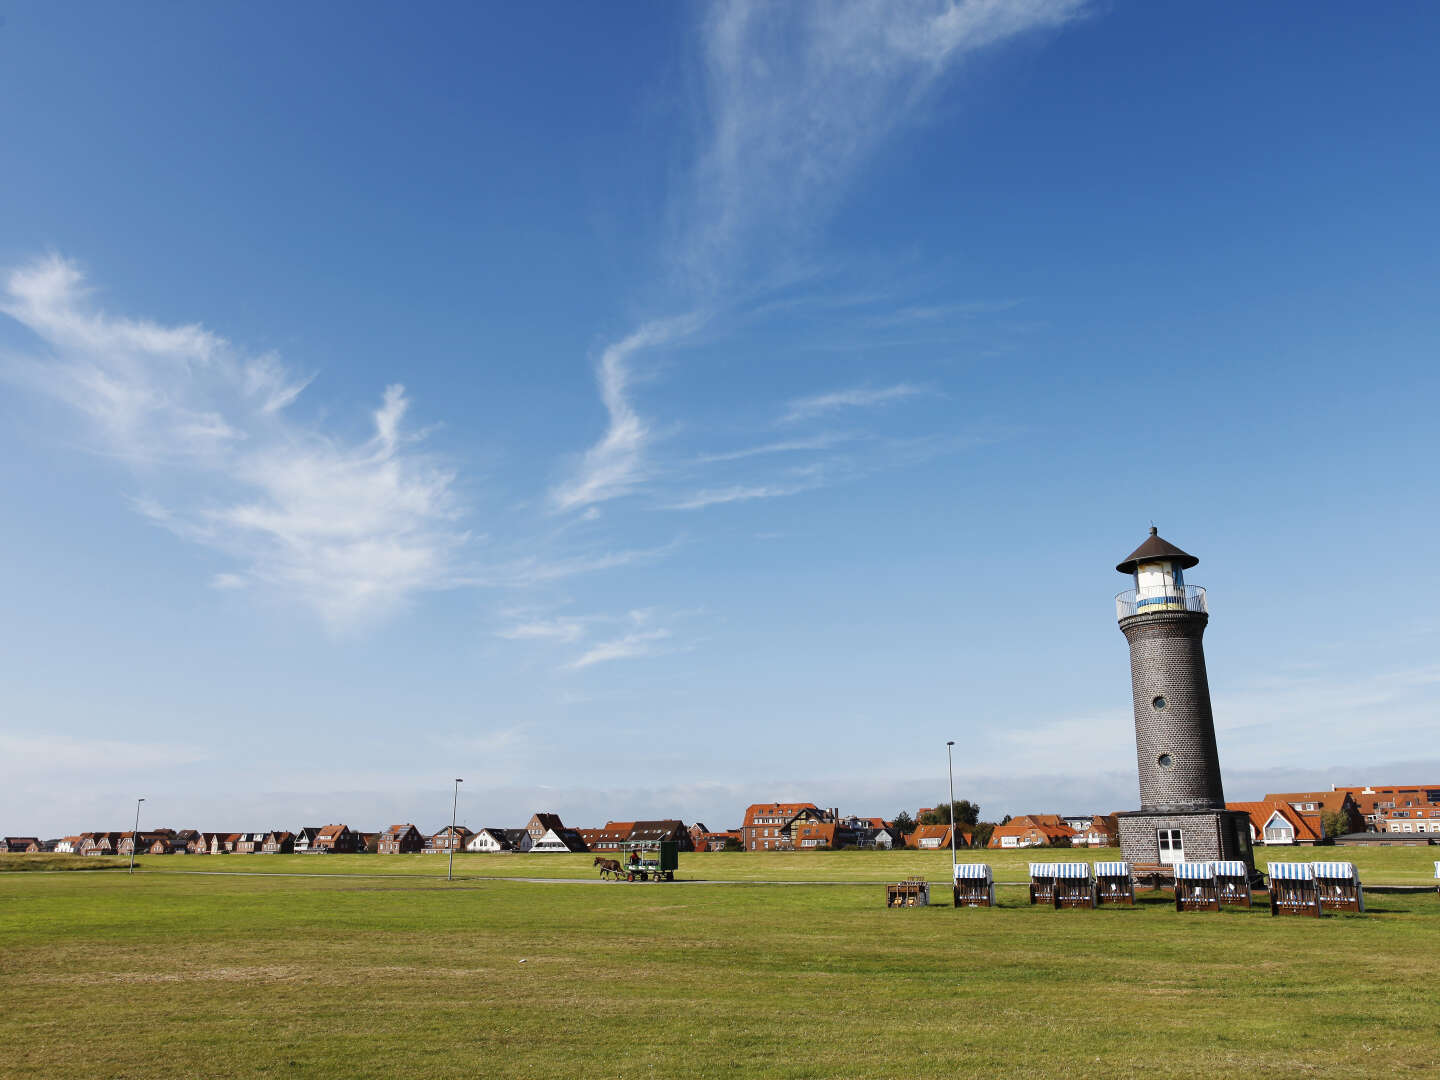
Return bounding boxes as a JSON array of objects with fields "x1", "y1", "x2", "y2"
[
  {"x1": 1152, "y1": 695, "x2": 1167, "y2": 710},
  {"x1": 1157, "y1": 753, "x2": 1174, "y2": 770}
]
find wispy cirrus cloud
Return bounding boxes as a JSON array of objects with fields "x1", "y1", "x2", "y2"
[
  {"x1": 782, "y1": 383, "x2": 928, "y2": 423},
  {"x1": 1, "y1": 255, "x2": 473, "y2": 629},
  {"x1": 497, "y1": 618, "x2": 587, "y2": 644},
  {"x1": 566, "y1": 628, "x2": 674, "y2": 671},
  {"x1": 556, "y1": 1, "x2": 1084, "y2": 515},
  {"x1": 695, "y1": 432, "x2": 857, "y2": 463},
  {"x1": 549, "y1": 314, "x2": 703, "y2": 513}
]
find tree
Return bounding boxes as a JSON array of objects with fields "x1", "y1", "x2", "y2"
[
  {"x1": 971, "y1": 822, "x2": 996, "y2": 849},
  {"x1": 918, "y1": 800, "x2": 981, "y2": 827},
  {"x1": 891, "y1": 811, "x2": 917, "y2": 836},
  {"x1": 1320, "y1": 809, "x2": 1348, "y2": 841}
]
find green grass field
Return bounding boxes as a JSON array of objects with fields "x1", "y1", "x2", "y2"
[
  {"x1": 3, "y1": 853, "x2": 1438, "y2": 1079},
  {"x1": 7, "y1": 844, "x2": 1434, "y2": 883}
]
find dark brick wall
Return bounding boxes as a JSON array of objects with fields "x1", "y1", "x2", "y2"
[
  {"x1": 1117, "y1": 809, "x2": 1253, "y2": 867},
  {"x1": 1119, "y1": 610, "x2": 1226, "y2": 812}
]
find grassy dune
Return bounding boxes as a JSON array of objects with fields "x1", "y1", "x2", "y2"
[
  {"x1": 2, "y1": 867, "x2": 1438, "y2": 1078},
  {"x1": 10, "y1": 845, "x2": 1433, "y2": 884}
]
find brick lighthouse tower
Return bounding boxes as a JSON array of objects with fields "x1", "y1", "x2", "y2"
[{"x1": 1112, "y1": 528, "x2": 1253, "y2": 871}]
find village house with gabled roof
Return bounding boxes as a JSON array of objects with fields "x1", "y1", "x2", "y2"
[
  {"x1": 377, "y1": 824, "x2": 424, "y2": 854},
  {"x1": 908, "y1": 824, "x2": 972, "y2": 850},
  {"x1": 742, "y1": 802, "x2": 823, "y2": 851},
  {"x1": 81, "y1": 832, "x2": 122, "y2": 856},
  {"x1": 585, "y1": 822, "x2": 636, "y2": 850},
  {"x1": 691, "y1": 829, "x2": 742, "y2": 851},
  {"x1": 1261, "y1": 791, "x2": 1364, "y2": 839},
  {"x1": 233, "y1": 832, "x2": 266, "y2": 854},
  {"x1": 987, "y1": 820, "x2": 1074, "y2": 849},
  {"x1": 1072, "y1": 815, "x2": 1118, "y2": 847},
  {"x1": 855, "y1": 825, "x2": 905, "y2": 849},
  {"x1": 1377, "y1": 805, "x2": 1440, "y2": 836},
  {"x1": 1226, "y1": 801, "x2": 1321, "y2": 845},
  {"x1": 116, "y1": 830, "x2": 179, "y2": 856},
  {"x1": 424, "y1": 826, "x2": 473, "y2": 854},
  {"x1": 466, "y1": 827, "x2": 530, "y2": 852},
  {"x1": 628, "y1": 820, "x2": 691, "y2": 849},
  {"x1": 262, "y1": 830, "x2": 295, "y2": 854},
  {"x1": 531, "y1": 826, "x2": 587, "y2": 852},
  {"x1": 312, "y1": 824, "x2": 361, "y2": 854},
  {"x1": 526, "y1": 813, "x2": 566, "y2": 845},
  {"x1": 55, "y1": 836, "x2": 83, "y2": 854},
  {"x1": 0, "y1": 837, "x2": 41, "y2": 853},
  {"x1": 293, "y1": 827, "x2": 322, "y2": 854}
]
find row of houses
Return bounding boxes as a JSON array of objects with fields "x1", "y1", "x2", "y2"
[{"x1": 9, "y1": 783, "x2": 1432, "y2": 857}]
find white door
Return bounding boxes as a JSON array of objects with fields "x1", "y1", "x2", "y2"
[{"x1": 1157, "y1": 828, "x2": 1183, "y2": 866}]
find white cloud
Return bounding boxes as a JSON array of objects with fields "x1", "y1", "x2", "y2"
[
  {"x1": 556, "y1": 1, "x2": 1082, "y2": 512},
  {"x1": 683, "y1": 0, "x2": 1085, "y2": 285},
  {"x1": 497, "y1": 618, "x2": 587, "y2": 644},
  {"x1": 549, "y1": 314, "x2": 703, "y2": 513},
  {"x1": 566, "y1": 628, "x2": 673, "y2": 670},
  {"x1": 695, "y1": 433, "x2": 855, "y2": 463},
  {"x1": 2, "y1": 256, "x2": 468, "y2": 629},
  {"x1": 782, "y1": 383, "x2": 927, "y2": 423},
  {"x1": 667, "y1": 478, "x2": 824, "y2": 511}
]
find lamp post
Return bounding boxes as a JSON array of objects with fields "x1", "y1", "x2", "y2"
[
  {"x1": 448, "y1": 778, "x2": 463, "y2": 882},
  {"x1": 945, "y1": 742, "x2": 957, "y2": 875},
  {"x1": 129, "y1": 797, "x2": 145, "y2": 875}
]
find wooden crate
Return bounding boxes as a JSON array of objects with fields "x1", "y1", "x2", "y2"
[{"x1": 886, "y1": 879, "x2": 930, "y2": 908}]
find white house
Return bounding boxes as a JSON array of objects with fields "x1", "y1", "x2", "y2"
[
  {"x1": 466, "y1": 828, "x2": 532, "y2": 853},
  {"x1": 530, "y1": 827, "x2": 583, "y2": 852}
]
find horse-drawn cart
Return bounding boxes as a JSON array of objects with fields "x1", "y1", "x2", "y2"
[{"x1": 603, "y1": 839, "x2": 678, "y2": 882}]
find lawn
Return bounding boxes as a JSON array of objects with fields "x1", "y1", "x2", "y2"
[
  {"x1": 2, "y1": 861, "x2": 1438, "y2": 1078},
  {"x1": 8, "y1": 844, "x2": 1435, "y2": 884}
]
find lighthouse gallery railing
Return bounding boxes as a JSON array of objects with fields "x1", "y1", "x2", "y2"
[{"x1": 1115, "y1": 585, "x2": 1207, "y2": 620}]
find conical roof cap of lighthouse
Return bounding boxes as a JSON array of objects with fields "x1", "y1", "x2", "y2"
[{"x1": 1116, "y1": 526, "x2": 1199, "y2": 575}]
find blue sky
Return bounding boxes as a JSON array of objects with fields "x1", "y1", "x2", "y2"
[{"x1": 3, "y1": 3, "x2": 1438, "y2": 837}]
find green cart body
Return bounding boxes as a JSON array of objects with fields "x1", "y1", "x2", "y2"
[{"x1": 617, "y1": 839, "x2": 678, "y2": 881}]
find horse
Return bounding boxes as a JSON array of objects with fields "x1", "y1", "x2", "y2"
[{"x1": 594, "y1": 856, "x2": 623, "y2": 880}]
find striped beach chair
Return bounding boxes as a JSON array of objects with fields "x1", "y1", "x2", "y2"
[
  {"x1": 1173, "y1": 861, "x2": 1219, "y2": 912},
  {"x1": 1312, "y1": 861, "x2": 1364, "y2": 913},
  {"x1": 952, "y1": 863, "x2": 995, "y2": 908},
  {"x1": 1213, "y1": 860, "x2": 1252, "y2": 909},
  {"x1": 1267, "y1": 862, "x2": 1321, "y2": 917},
  {"x1": 1028, "y1": 863, "x2": 1058, "y2": 906},
  {"x1": 1052, "y1": 862, "x2": 1096, "y2": 909},
  {"x1": 1094, "y1": 861, "x2": 1134, "y2": 906}
]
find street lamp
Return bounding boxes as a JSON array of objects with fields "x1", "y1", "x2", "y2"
[
  {"x1": 448, "y1": 779, "x2": 463, "y2": 882},
  {"x1": 129, "y1": 797, "x2": 145, "y2": 875},
  {"x1": 945, "y1": 742, "x2": 957, "y2": 876}
]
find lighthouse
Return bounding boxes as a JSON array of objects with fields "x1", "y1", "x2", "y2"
[{"x1": 1112, "y1": 528, "x2": 1252, "y2": 871}]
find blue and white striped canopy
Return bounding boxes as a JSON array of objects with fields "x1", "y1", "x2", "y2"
[
  {"x1": 1312, "y1": 861, "x2": 1358, "y2": 881},
  {"x1": 1434, "y1": 861, "x2": 1440, "y2": 880},
  {"x1": 953, "y1": 863, "x2": 992, "y2": 881},
  {"x1": 1053, "y1": 862, "x2": 1091, "y2": 879},
  {"x1": 1213, "y1": 861, "x2": 1248, "y2": 877},
  {"x1": 1173, "y1": 861, "x2": 1214, "y2": 880},
  {"x1": 1028, "y1": 863, "x2": 1058, "y2": 878},
  {"x1": 1268, "y1": 862, "x2": 1314, "y2": 880},
  {"x1": 1094, "y1": 861, "x2": 1130, "y2": 876}
]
